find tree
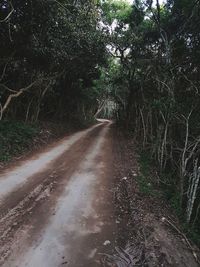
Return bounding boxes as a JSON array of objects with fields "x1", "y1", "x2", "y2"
[
  {"x1": 101, "y1": 0, "x2": 200, "y2": 235},
  {"x1": 0, "y1": 0, "x2": 107, "y2": 122}
]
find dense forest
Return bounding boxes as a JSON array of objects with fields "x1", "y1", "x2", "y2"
[
  {"x1": 0, "y1": 0, "x2": 107, "y2": 122},
  {"x1": 1, "y1": 0, "x2": 200, "y2": 245}
]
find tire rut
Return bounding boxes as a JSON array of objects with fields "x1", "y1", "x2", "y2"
[{"x1": 0, "y1": 123, "x2": 105, "y2": 264}]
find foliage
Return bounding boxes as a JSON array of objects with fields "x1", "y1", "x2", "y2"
[
  {"x1": 100, "y1": 0, "x2": 200, "y2": 240},
  {"x1": 137, "y1": 151, "x2": 161, "y2": 197},
  {"x1": 101, "y1": 0, "x2": 132, "y2": 24},
  {"x1": 0, "y1": 120, "x2": 39, "y2": 161},
  {"x1": 0, "y1": 0, "x2": 107, "y2": 122}
]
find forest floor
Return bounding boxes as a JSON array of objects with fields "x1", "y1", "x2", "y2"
[{"x1": 0, "y1": 121, "x2": 199, "y2": 267}]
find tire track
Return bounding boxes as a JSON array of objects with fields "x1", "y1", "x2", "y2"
[{"x1": 0, "y1": 123, "x2": 106, "y2": 264}]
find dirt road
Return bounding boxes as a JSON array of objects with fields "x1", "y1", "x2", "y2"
[
  {"x1": 0, "y1": 121, "x2": 115, "y2": 267},
  {"x1": 0, "y1": 121, "x2": 199, "y2": 267}
]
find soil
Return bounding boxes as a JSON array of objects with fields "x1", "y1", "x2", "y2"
[{"x1": 0, "y1": 121, "x2": 199, "y2": 267}]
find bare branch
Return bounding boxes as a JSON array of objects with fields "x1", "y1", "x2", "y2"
[
  {"x1": 0, "y1": 57, "x2": 13, "y2": 82},
  {"x1": 0, "y1": 83, "x2": 17, "y2": 93},
  {"x1": 0, "y1": 1, "x2": 14, "y2": 23},
  {"x1": 0, "y1": 80, "x2": 40, "y2": 120}
]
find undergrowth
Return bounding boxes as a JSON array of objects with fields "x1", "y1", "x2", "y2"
[
  {"x1": 0, "y1": 119, "x2": 95, "y2": 164},
  {"x1": 136, "y1": 151, "x2": 160, "y2": 197},
  {"x1": 0, "y1": 120, "x2": 39, "y2": 162},
  {"x1": 137, "y1": 149, "x2": 200, "y2": 247}
]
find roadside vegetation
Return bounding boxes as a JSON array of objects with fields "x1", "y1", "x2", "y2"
[
  {"x1": 0, "y1": 0, "x2": 107, "y2": 164},
  {"x1": 0, "y1": 120, "x2": 39, "y2": 162},
  {"x1": 137, "y1": 149, "x2": 200, "y2": 247},
  {"x1": 99, "y1": 0, "x2": 200, "y2": 246}
]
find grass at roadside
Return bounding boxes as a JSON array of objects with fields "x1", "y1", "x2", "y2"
[
  {"x1": 0, "y1": 118, "x2": 96, "y2": 165},
  {"x1": 0, "y1": 120, "x2": 39, "y2": 162}
]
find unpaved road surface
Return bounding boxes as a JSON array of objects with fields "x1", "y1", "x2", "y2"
[
  {"x1": 0, "y1": 121, "x2": 199, "y2": 267},
  {"x1": 0, "y1": 121, "x2": 115, "y2": 267}
]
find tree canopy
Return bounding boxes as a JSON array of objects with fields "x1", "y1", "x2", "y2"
[{"x1": 0, "y1": 0, "x2": 107, "y2": 122}]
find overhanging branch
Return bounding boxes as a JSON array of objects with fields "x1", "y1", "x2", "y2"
[{"x1": 0, "y1": 1, "x2": 14, "y2": 23}]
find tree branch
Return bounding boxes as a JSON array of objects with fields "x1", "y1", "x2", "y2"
[
  {"x1": 0, "y1": 1, "x2": 14, "y2": 23},
  {"x1": 0, "y1": 80, "x2": 40, "y2": 120}
]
